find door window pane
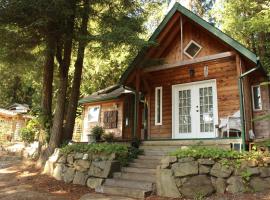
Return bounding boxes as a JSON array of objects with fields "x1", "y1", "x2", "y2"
[
  {"x1": 179, "y1": 89, "x2": 191, "y2": 133},
  {"x1": 199, "y1": 87, "x2": 214, "y2": 132}
]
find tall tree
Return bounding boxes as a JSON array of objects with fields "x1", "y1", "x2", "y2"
[
  {"x1": 212, "y1": 0, "x2": 270, "y2": 69},
  {"x1": 62, "y1": 0, "x2": 89, "y2": 141}
]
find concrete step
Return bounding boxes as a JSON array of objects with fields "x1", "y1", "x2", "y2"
[
  {"x1": 96, "y1": 185, "x2": 152, "y2": 199},
  {"x1": 122, "y1": 167, "x2": 156, "y2": 174},
  {"x1": 140, "y1": 145, "x2": 179, "y2": 151},
  {"x1": 129, "y1": 162, "x2": 158, "y2": 169},
  {"x1": 137, "y1": 155, "x2": 163, "y2": 160},
  {"x1": 113, "y1": 172, "x2": 156, "y2": 182},
  {"x1": 133, "y1": 158, "x2": 160, "y2": 165},
  {"x1": 104, "y1": 178, "x2": 154, "y2": 190},
  {"x1": 142, "y1": 150, "x2": 169, "y2": 156}
]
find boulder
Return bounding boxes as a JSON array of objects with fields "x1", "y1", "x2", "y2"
[
  {"x1": 210, "y1": 162, "x2": 233, "y2": 178},
  {"x1": 160, "y1": 156, "x2": 177, "y2": 169},
  {"x1": 67, "y1": 154, "x2": 74, "y2": 165},
  {"x1": 43, "y1": 160, "x2": 54, "y2": 176},
  {"x1": 263, "y1": 157, "x2": 270, "y2": 164},
  {"x1": 63, "y1": 167, "x2": 76, "y2": 183},
  {"x1": 250, "y1": 177, "x2": 270, "y2": 192},
  {"x1": 241, "y1": 159, "x2": 258, "y2": 167},
  {"x1": 73, "y1": 171, "x2": 88, "y2": 185},
  {"x1": 226, "y1": 176, "x2": 246, "y2": 193},
  {"x1": 199, "y1": 165, "x2": 211, "y2": 174},
  {"x1": 88, "y1": 161, "x2": 120, "y2": 178},
  {"x1": 48, "y1": 148, "x2": 62, "y2": 163},
  {"x1": 178, "y1": 157, "x2": 194, "y2": 163},
  {"x1": 86, "y1": 177, "x2": 104, "y2": 189},
  {"x1": 172, "y1": 161, "x2": 198, "y2": 177},
  {"x1": 179, "y1": 175, "x2": 214, "y2": 198},
  {"x1": 212, "y1": 178, "x2": 226, "y2": 194},
  {"x1": 74, "y1": 160, "x2": 91, "y2": 172},
  {"x1": 53, "y1": 163, "x2": 66, "y2": 181},
  {"x1": 74, "y1": 153, "x2": 84, "y2": 160},
  {"x1": 198, "y1": 159, "x2": 215, "y2": 165},
  {"x1": 234, "y1": 167, "x2": 260, "y2": 176},
  {"x1": 259, "y1": 167, "x2": 270, "y2": 177},
  {"x1": 57, "y1": 155, "x2": 67, "y2": 164},
  {"x1": 156, "y1": 168, "x2": 181, "y2": 198},
  {"x1": 82, "y1": 154, "x2": 89, "y2": 160}
]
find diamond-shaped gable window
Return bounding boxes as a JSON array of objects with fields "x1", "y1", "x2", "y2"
[{"x1": 184, "y1": 40, "x2": 202, "y2": 59}]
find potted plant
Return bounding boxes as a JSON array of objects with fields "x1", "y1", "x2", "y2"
[{"x1": 88, "y1": 125, "x2": 104, "y2": 143}]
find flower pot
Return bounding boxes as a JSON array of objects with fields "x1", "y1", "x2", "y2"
[{"x1": 87, "y1": 134, "x2": 96, "y2": 144}]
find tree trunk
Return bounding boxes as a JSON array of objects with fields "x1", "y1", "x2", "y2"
[
  {"x1": 39, "y1": 1, "x2": 76, "y2": 164},
  {"x1": 62, "y1": 0, "x2": 89, "y2": 141},
  {"x1": 41, "y1": 36, "x2": 55, "y2": 128}
]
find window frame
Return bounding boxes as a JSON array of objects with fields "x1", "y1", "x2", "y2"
[
  {"x1": 184, "y1": 40, "x2": 202, "y2": 59},
  {"x1": 87, "y1": 105, "x2": 101, "y2": 123},
  {"x1": 251, "y1": 85, "x2": 262, "y2": 111},
  {"x1": 155, "y1": 86, "x2": 163, "y2": 125}
]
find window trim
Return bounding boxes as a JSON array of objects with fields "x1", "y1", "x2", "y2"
[
  {"x1": 155, "y1": 86, "x2": 163, "y2": 125},
  {"x1": 251, "y1": 85, "x2": 262, "y2": 111},
  {"x1": 184, "y1": 40, "x2": 202, "y2": 59},
  {"x1": 87, "y1": 105, "x2": 101, "y2": 122}
]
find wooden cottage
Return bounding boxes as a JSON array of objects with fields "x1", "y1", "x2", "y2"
[
  {"x1": 80, "y1": 3, "x2": 270, "y2": 149},
  {"x1": 0, "y1": 104, "x2": 31, "y2": 141}
]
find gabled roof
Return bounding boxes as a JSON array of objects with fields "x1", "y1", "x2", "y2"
[
  {"x1": 119, "y1": 2, "x2": 259, "y2": 84},
  {"x1": 79, "y1": 85, "x2": 132, "y2": 104}
]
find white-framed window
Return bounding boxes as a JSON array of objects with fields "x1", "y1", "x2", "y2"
[
  {"x1": 251, "y1": 85, "x2": 262, "y2": 111},
  {"x1": 155, "y1": 87, "x2": 162, "y2": 125},
  {"x1": 87, "y1": 106, "x2": 100, "y2": 122},
  {"x1": 184, "y1": 40, "x2": 202, "y2": 59}
]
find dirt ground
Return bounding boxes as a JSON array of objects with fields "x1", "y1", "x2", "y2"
[{"x1": 1, "y1": 151, "x2": 270, "y2": 200}]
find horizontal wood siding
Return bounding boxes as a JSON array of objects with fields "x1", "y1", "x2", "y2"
[{"x1": 147, "y1": 58, "x2": 240, "y2": 139}]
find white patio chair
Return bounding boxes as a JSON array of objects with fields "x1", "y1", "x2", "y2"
[{"x1": 219, "y1": 111, "x2": 241, "y2": 138}]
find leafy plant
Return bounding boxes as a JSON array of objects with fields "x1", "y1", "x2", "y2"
[
  {"x1": 90, "y1": 125, "x2": 104, "y2": 141},
  {"x1": 60, "y1": 143, "x2": 142, "y2": 166},
  {"x1": 241, "y1": 170, "x2": 252, "y2": 183},
  {"x1": 102, "y1": 132, "x2": 114, "y2": 142},
  {"x1": 20, "y1": 118, "x2": 40, "y2": 143}
]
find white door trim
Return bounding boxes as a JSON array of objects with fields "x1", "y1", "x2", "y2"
[{"x1": 172, "y1": 79, "x2": 219, "y2": 139}]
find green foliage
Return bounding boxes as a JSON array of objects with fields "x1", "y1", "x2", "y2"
[
  {"x1": 170, "y1": 146, "x2": 269, "y2": 163},
  {"x1": 20, "y1": 118, "x2": 40, "y2": 143},
  {"x1": 60, "y1": 143, "x2": 142, "y2": 166},
  {"x1": 241, "y1": 170, "x2": 252, "y2": 182},
  {"x1": 102, "y1": 132, "x2": 114, "y2": 142},
  {"x1": 90, "y1": 125, "x2": 105, "y2": 141},
  {"x1": 170, "y1": 146, "x2": 242, "y2": 159},
  {"x1": 212, "y1": 0, "x2": 270, "y2": 70}
]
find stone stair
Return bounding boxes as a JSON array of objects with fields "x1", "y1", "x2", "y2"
[{"x1": 95, "y1": 142, "x2": 176, "y2": 199}]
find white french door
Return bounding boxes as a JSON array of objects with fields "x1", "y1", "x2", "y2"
[{"x1": 172, "y1": 80, "x2": 218, "y2": 139}]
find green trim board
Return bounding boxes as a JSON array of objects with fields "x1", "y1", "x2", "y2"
[
  {"x1": 119, "y1": 2, "x2": 259, "y2": 84},
  {"x1": 78, "y1": 96, "x2": 119, "y2": 104}
]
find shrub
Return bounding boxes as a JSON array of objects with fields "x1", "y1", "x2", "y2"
[
  {"x1": 170, "y1": 146, "x2": 269, "y2": 162},
  {"x1": 90, "y1": 125, "x2": 104, "y2": 141},
  {"x1": 60, "y1": 143, "x2": 142, "y2": 166},
  {"x1": 102, "y1": 132, "x2": 114, "y2": 142},
  {"x1": 20, "y1": 118, "x2": 40, "y2": 143}
]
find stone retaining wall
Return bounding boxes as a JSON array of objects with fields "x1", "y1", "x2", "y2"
[
  {"x1": 157, "y1": 156, "x2": 270, "y2": 198},
  {"x1": 43, "y1": 149, "x2": 120, "y2": 189}
]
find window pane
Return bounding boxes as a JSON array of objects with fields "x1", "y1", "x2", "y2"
[
  {"x1": 253, "y1": 86, "x2": 262, "y2": 110},
  {"x1": 156, "y1": 88, "x2": 162, "y2": 124},
  {"x1": 88, "y1": 107, "x2": 100, "y2": 122}
]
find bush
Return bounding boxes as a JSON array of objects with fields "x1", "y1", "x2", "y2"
[
  {"x1": 90, "y1": 125, "x2": 104, "y2": 141},
  {"x1": 20, "y1": 118, "x2": 40, "y2": 143},
  {"x1": 170, "y1": 146, "x2": 269, "y2": 162},
  {"x1": 60, "y1": 143, "x2": 142, "y2": 166},
  {"x1": 102, "y1": 132, "x2": 114, "y2": 142}
]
